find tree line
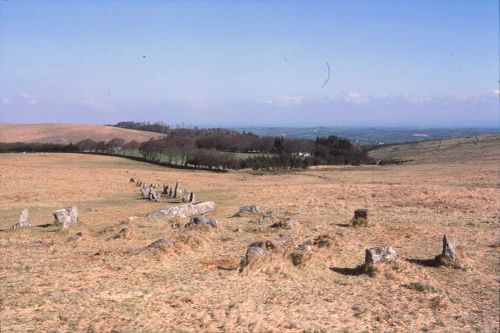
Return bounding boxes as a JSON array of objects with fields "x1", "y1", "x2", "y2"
[{"x1": 0, "y1": 123, "x2": 373, "y2": 170}]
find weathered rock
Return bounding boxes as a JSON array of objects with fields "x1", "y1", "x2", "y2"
[
  {"x1": 146, "y1": 238, "x2": 175, "y2": 251},
  {"x1": 162, "y1": 185, "x2": 170, "y2": 196},
  {"x1": 435, "y1": 235, "x2": 461, "y2": 267},
  {"x1": 364, "y1": 245, "x2": 397, "y2": 272},
  {"x1": 141, "y1": 187, "x2": 150, "y2": 199},
  {"x1": 351, "y1": 208, "x2": 369, "y2": 227},
  {"x1": 236, "y1": 205, "x2": 260, "y2": 216},
  {"x1": 53, "y1": 206, "x2": 79, "y2": 229},
  {"x1": 270, "y1": 217, "x2": 295, "y2": 229},
  {"x1": 313, "y1": 234, "x2": 333, "y2": 248},
  {"x1": 110, "y1": 227, "x2": 131, "y2": 239},
  {"x1": 290, "y1": 242, "x2": 313, "y2": 267},
  {"x1": 173, "y1": 182, "x2": 181, "y2": 198},
  {"x1": 182, "y1": 190, "x2": 190, "y2": 202},
  {"x1": 239, "y1": 241, "x2": 275, "y2": 272},
  {"x1": 149, "y1": 189, "x2": 160, "y2": 202},
  {"x1": 186, "y1": 215, "x2": 218, "y2": 228},
  {"x1": 148, "y1": 201, "x2": 216, "y2": 218},
  {"x1": 12, "y1": 208, "x2": 31, "y2": 229}
]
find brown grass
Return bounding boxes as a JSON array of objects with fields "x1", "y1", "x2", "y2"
[
  {"x1": 0, "y1": 123, "x2": 165, "y2": 144},
  {"x1": 369, "y1": 133, "x2": 500, "y2": 164},
  {"x1": 0, "y1": 148, "x2": 499, "y2": 332}
]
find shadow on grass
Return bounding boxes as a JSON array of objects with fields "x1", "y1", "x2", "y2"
[
  {"x1": 405, "y1": 257, "x2": 440, "y2": 267},
  {"x1": 36, "y1": 224, "x2": 53, "y2": 228},
  {"x1": 330, "y1": 265, "x2": 365, "y2": 276}
]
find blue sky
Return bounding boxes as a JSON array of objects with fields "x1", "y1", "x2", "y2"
[{"x1": 0, "y1": 0, "x2": 498, "y2": 127}]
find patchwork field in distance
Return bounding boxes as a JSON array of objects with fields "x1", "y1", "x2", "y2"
[{"x1": 0, "y1": 142, "x2": 498, "y2": 332}]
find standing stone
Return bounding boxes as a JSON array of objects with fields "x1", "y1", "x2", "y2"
[
  {"x1": 435, "y1": 235, "x2": 459, "y2": 267},
  {"x1": 168, "y1": 187, "x2": 173, "y2": 197},
  {"x1": 53, "y1": 206, "x2": 79, "y2": 229},
  {"x1": 364, "y1": 245, "x2": 397, "y2": 273},
  {"x1": 189, "y1": 192, "x2": 195, "y2": 203},
  {"x1": 351, "y1": 208, "x2": 369, "y2": 227},
  {"x1": 162, "y1": 185, "x2": 170, "y2": 196},
  {"x1": 177, "y1": 187, "x2": 184, "y2": 199},
  {"x1": 173, "y1": 182, "x2": 179, "y2": 198},
  {"x1": 149, "y1": 189, "x2": 160, "y2": 202},
  {"x1": 141, "y1": 187, "x2": 150, "y2": 199},
  {"x1": 12, "y1": 208, "x2": 31, "y2": 229}
]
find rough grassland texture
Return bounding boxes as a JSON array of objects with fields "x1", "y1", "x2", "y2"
[
  {"x1": 0, "y1": 151, "x2": 499, "y2": 332},
  {"x1": 369, "y1": 134, "x2": 500, "y2": 164},
  {"x1": 0, "y1": 123, "x2": 165, "y2": 144}
]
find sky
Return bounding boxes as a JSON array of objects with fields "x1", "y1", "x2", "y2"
[{"x1": 0, "y1": 0, "x2": 498, "y2": 127}]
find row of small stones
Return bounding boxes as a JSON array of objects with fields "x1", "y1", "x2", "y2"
[
  {"x1": 12, "y1": 206, "x2": 79, "y2": 230},
  {"x1": 131, "y1": 178, "x2": 195, "y2": 203},
  {"x1": 234, "y1": 206, "x2": 463, "y2": 273},
  {"x1": 11, "y1": 204, "x2": 463, "y2": 275}
]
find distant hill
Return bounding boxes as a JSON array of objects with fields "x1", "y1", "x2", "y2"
[
  {"x1": 369, "y1": 134, "x2": 500, "y2": 164},
  {"x1": 234, "y1": 127, "x2": 500, "y2": 145},
  {"x1": 0, "y1": 123, "x2": 165, "y2": 144}
]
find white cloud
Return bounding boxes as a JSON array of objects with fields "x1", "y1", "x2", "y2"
[
  {"x1": 265, "y1": 95, "x2": 304, "y2": 107},
  {"x1": 19, "y1": 93, "x2": 39, "y2": 106},
  {"x1": 405, "y1": 96, "x2": 433, "y2": 103},
  {"x1": 344, "y1": 92, "x2": 369, "y2": 105},
  {"x1": 1, "y1": 97, "x2": 11, "y2": 104},
  {"x1": 494, "y1": 89, "x2": 500, "y2": 95}
]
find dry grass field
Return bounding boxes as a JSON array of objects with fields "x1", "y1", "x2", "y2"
[
  {"x1": 0, "y1": 123, "x2": 165, "y2": 144},
  {"x1": 1, "y1": 141, "x2": 499, "y2": 332},
  {"x1": 369, "y1": 134, "x2": 500, "y2": 164}
]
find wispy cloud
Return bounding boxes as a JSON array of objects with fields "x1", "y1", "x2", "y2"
[
  {"x1": 344, "y1": 92, "x2": 369, "y2": 105},
  {"x1": 1, "y1": 97, "x2": 11, "y2": 105},
  {"x1": 19, "y1": 93, "x2": 39, "y2": 105},
  {"x1": 264, "y1": 95, "x2": 305, "y2": 107}
]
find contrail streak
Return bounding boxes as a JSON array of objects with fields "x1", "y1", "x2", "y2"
[{"x1": 322, "y1": 62, "x2": 331, "y2": 88}]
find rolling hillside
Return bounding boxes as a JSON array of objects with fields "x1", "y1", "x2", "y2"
[
  {"x1": 0, "y1": 123, "x2": 165, "y2": 144},
  {"x1": 369, "y1": 134, "x2": 500, "y2": 164}
]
